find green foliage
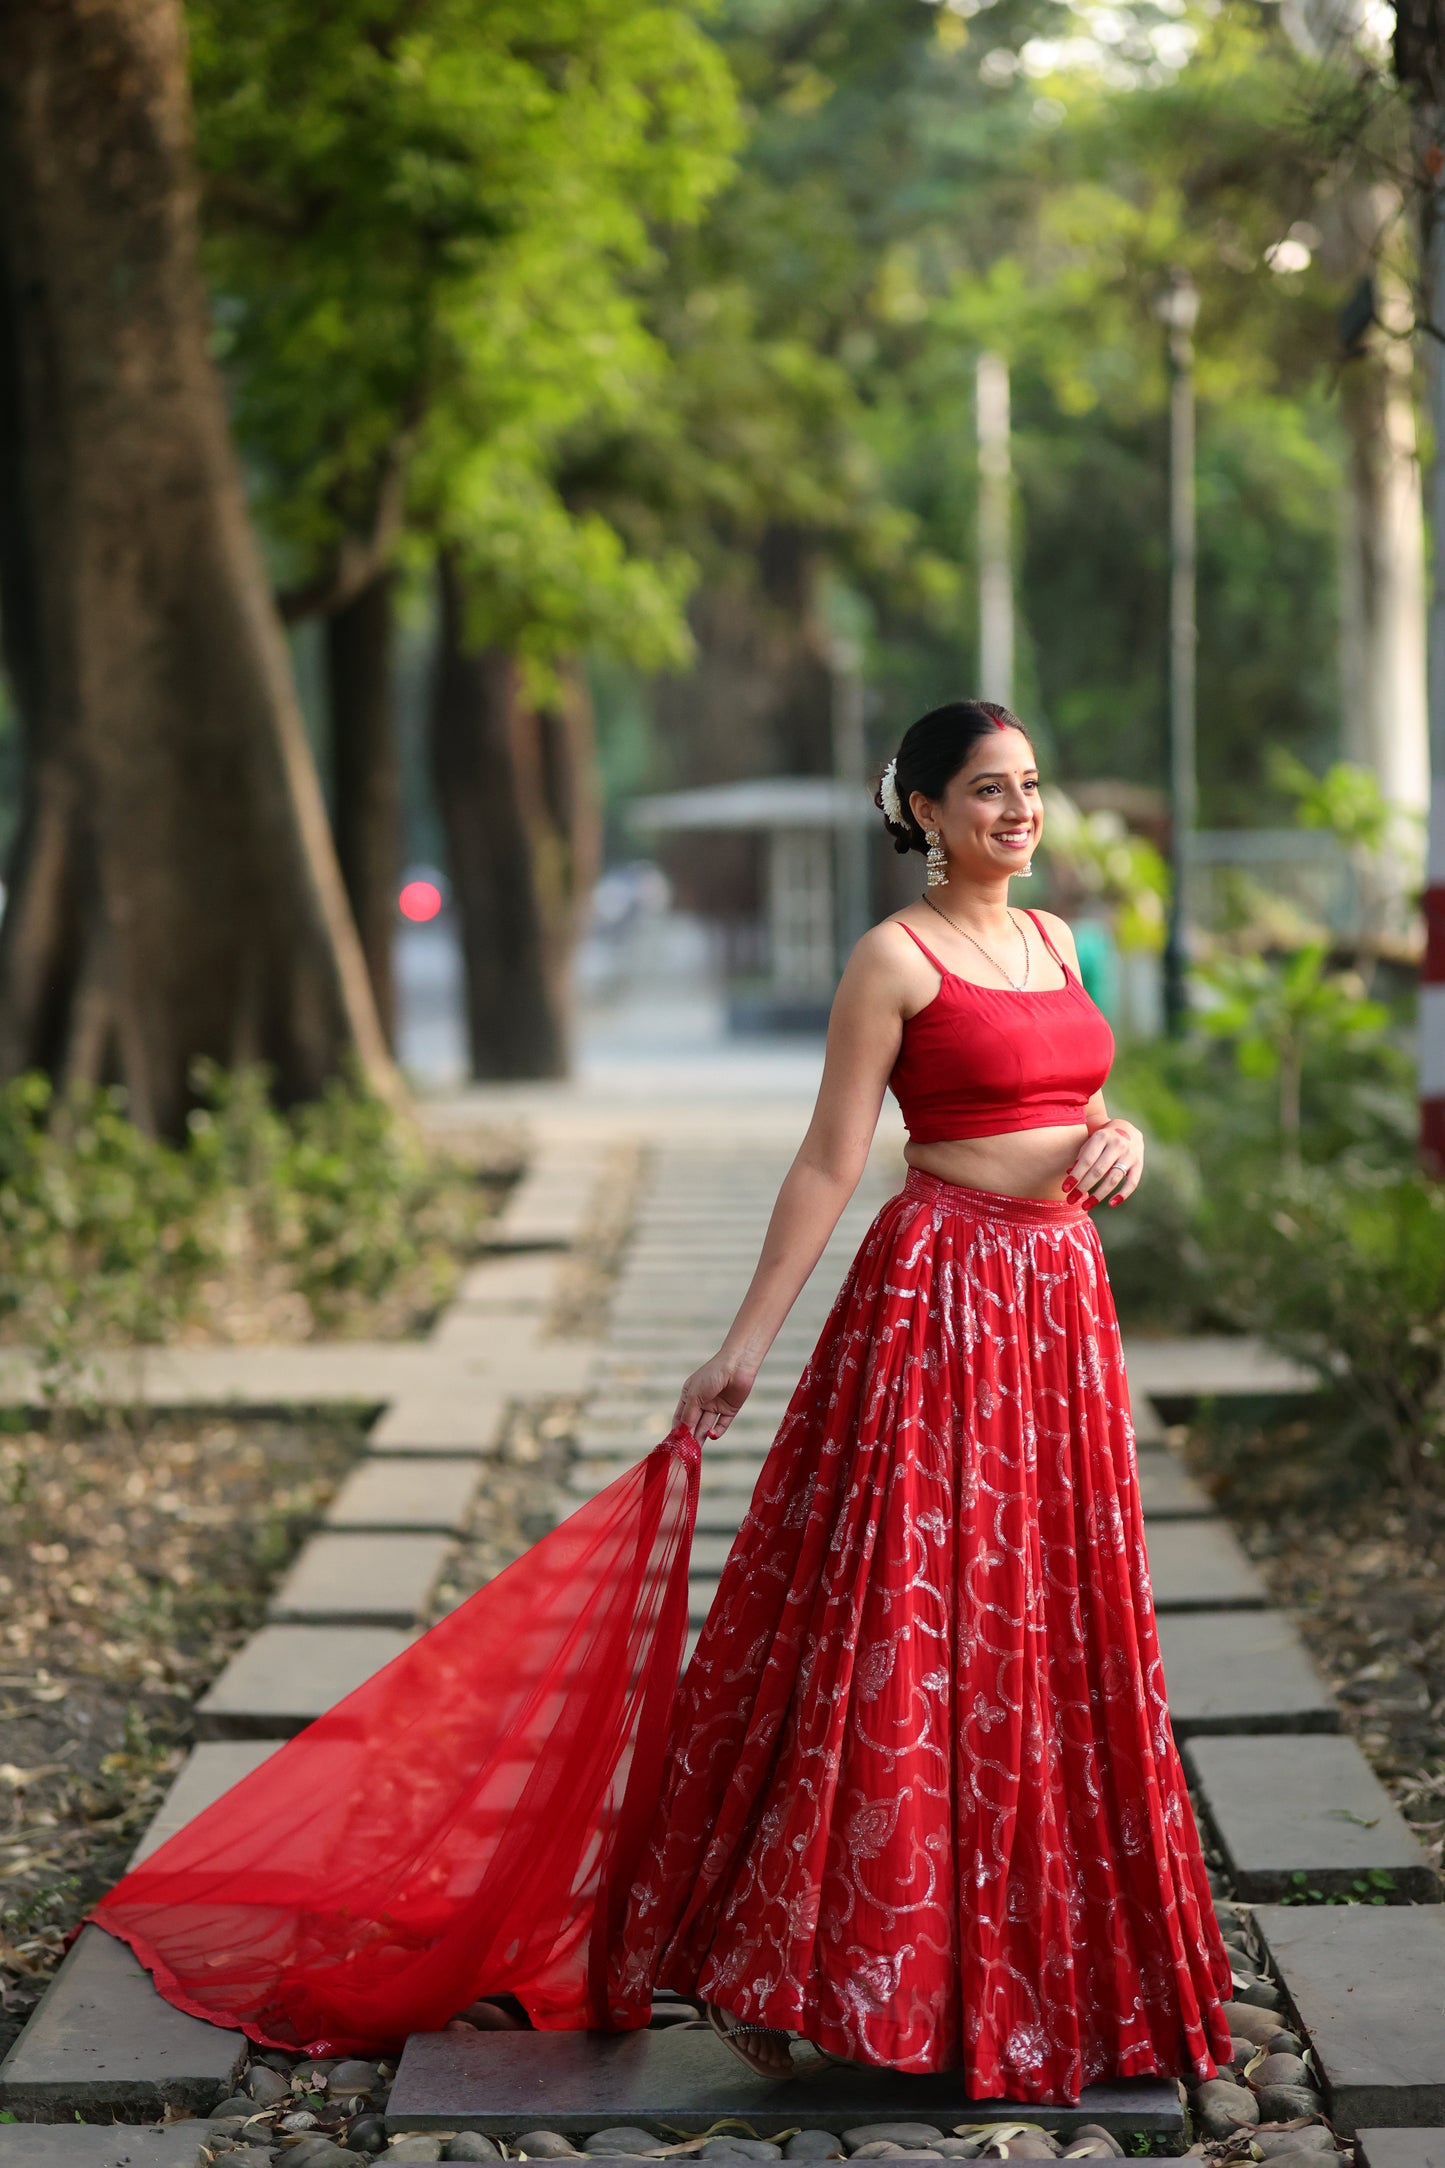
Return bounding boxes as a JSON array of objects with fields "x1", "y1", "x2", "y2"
[
  {"x1": 190, "y1": 0, "x2": 742, "y2": 663},
  {"x1": 1280, "y1": 1868, "x2": 1398, "y2": 1906},
  {"x1": 1195, "y1": 945, "x2": 1390, "y2": 1160},
  {"x1": 0, "y1": 1067, "x2": 491, "y2": 1398}
]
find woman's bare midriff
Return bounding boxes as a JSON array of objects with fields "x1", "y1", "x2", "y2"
[{"x1": 905, "y1": 1123, "x2": 1089, "y2": 1200}]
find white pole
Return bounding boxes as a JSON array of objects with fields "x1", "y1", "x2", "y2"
[
  {"x1": 976, "y1": 352, "x2": 1014, "y2": 706},
  {"x1": 1422, "y1": 200, "x2": 1445, "y2": 1173}
]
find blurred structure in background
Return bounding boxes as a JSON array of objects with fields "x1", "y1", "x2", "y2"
[{"x1": 627, "y1": 779, "x2": 880, "y2": 1033}]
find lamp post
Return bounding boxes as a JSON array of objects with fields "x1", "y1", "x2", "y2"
[{"x1": 1156, "y1": 267, "x2": 1199, "y2": 1039}]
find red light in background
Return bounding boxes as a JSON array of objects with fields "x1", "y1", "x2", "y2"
[{"x1": 399, "y1": 880, "x2": 443, "y2": 923}]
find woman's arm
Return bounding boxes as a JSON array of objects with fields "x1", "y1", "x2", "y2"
[{"x1": 674, "y1": 929, "x2": 909, "y2": 1441}]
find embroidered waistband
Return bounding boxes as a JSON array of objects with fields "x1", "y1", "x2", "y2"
[{"x1": 901, "y1": 1166, "x2": 1090, "y2": 1227}]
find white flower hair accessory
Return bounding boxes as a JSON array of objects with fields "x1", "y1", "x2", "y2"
[{"x1": 879, "y1": 757, "x2": 905, "y2": 828}]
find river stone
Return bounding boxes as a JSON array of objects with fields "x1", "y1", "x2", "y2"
[
  {"x1": 516, "y1": 2135, "x2": 584, "y2": 2158},
  {"x1": 1067, "y1": 2128, "x2": 1122, "y2": 2157},
  {"x1": 330, "y1": 2060, "x2": 383, "y2": 2097},
  {"x1": 1254, "y1": 2134, "x2": 1339, "y2": 2159},
  {"x1": 699, "y1": 2144, "x2": 781, "y2": 2160},
  {"x1": 383, "y1": 2142, "x2": 445, "y2": 2163},
  {"x1": 1233, "y1": 1979, "x2": 1283, "y2": 2012},
  {"x1": 443, "y1": 2141, "x2": 504, "y2": 2162},
  {"x1": 1222, "y1": 2003, "x2": 1285, "y2": 2046},
  {"x1": 1250, "y1": 2152, "x2": 1342, "y2": 2168},
  {"x1": 1193, "y1": 2079, "x2": 1260, "y2": 2136},
  {"x1": 843, "y1": 2130, "x2": 946, "y2": 2150},
  {"x1": 285, "y1": 2142, "x2": 358, "y2": 2168},
  {"x1": 1214, "y1": 1907, "x2": 1246, "y2": 1936},
  {"x1": 247, "y1": 2065, "x2": 292, "y2": 2106},
  {"x1": 1255, "y1": 2086, "x2": 1325, "y2": 2123},
  {"x1": 1059, "y1": 2149, "x2": 1114, "y2": 2161},
  {"x1": 213, "y1": 2098, "x2": 259, "y2": 2120},
  {"x1": 992, "y1": 2143, "x2": 1056, "y2": 2160},
  {"x1": 347, "y1": 2117, "x2": 389, "y2": 2153},
  {"x1": 584, "y1": 2132, "x2": 670, "y2": 2156},
  {"x1": 934, "y1": 2146, "x2": 987, "y2": 2160},
  {"x1": 1266, "y1": 2032, "x2": 1305, "y2": 2057},
  {"x1": 849, "y1": 2148, "x2": 911, "y2": 2158},
  {"x1": 1251, "y1": 2054, "x2": 1310, "y2": 2090},
  {"x1": 783, "y1": 2139, "x2": 847, "y2": 2160}
]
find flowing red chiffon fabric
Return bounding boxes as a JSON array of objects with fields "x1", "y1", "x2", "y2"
[
  {"x1": 92, "y1": 1169, "x2": 1235, "y2": 2103},
  {"x1": 91, "y1": 1433, "x2": 700, "y2": 2054}
]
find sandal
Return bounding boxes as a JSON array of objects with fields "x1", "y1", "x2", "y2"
[{"x1": 705, "y1": 2000, "x2": 797, "y2": 2081}]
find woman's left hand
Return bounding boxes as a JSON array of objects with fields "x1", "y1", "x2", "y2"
[{"x1": 1064, "y1": 1118, "x2": 1144, "y2": 1209}]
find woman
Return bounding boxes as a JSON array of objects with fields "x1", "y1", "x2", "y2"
[
  {"x1": 90, "y1": 700, "x2": 1233, "y2": 2109},
  {"x1": 606, "y1": 699, "x2": 1235, "y2": 2101}
]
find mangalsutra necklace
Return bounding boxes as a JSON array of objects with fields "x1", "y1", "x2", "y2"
[{"x1": 923, "y1": 892, "x2": 1031, "y2": 990}]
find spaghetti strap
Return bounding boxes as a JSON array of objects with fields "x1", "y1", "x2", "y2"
[
  {"x1": 1023, "y1": 908, "x2": 1073, "y2": 983},
  {"x1": 897, "y1": 921, "x2": 950, "y2": 977}
]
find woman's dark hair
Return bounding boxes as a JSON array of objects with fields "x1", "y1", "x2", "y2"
[{"x1": 874, "y1": 699, "x2": 1032, "y2": 856}]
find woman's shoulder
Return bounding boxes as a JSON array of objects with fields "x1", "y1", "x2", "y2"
[{"x1": 1022, "y1": 905, "x2": 1080, "y2": 963}]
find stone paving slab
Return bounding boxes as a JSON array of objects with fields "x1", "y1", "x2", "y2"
[
  {"x1": 1251, "y1": 1902, "x2": 1445, "y2": 2132},
  {"x1": 130, "y1": 1741, "x2": 284, "y2": 1865},
  {"x1": 0, "y1": 1928, "x2": 244, "y2": 2121},
  {"x1": 1355, "y1": 2133, "x2": 1445, "y2": 2168},
  {"x1": 1155, "y1": 1610, "x2": 1339, "y2": 1736},
  {"x1": 1130, "y1": 1395, "x2": 1166, "y2": 1446},
  {"x1": 453, "y1": 1252, "x2": 563, "y2": 1312},
  {"x1": 0, "y1": 2127, "x2": 210, "y2": 2165},
  {"x1": 1184, "y1": 1734, "x2": 1441, "y2": 1902},
  {"x1": 1145, "y1": 1520, "x2": 1270, "y2": 1610},
  {"x1": 196, "y1": 1624, "x2": 416, "y2": 1738},
  {"x1": 367, "y1": 1391, "x2": 509, "y2": 1456},
  {"x1": 267, "y1": 1532, "x2": 451, "y2": 1627},
  {"x1": 1134, "y1": 1454, "x2": 1214, "y2": 1517},
  {"x1": 326, "y1": 1455, "x2": 482, "y2": 1534},
  {"x1": 1121, "y1": 1336, "x2": 1317, "y2": 1397},
  {"x1": 384, "y1": 2029, "x2": 1183, "y2": 2136}
]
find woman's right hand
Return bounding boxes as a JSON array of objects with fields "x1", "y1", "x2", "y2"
[{"x1": 674, "y1": 1352, "x2": 755, "y2": 1442}]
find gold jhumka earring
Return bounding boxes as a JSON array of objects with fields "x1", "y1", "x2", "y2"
[{"x1": 924, "y1": 829, "x2": 948, "y2": 887}]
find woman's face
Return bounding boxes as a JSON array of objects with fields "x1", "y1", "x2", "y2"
[{"x1": 910, "y1": 727, "x2": 1042, "y2": 883}]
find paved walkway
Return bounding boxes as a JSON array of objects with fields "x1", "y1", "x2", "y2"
[{"x1": 1, "y1": 1054, "x2": 1439, "y2": 2162}]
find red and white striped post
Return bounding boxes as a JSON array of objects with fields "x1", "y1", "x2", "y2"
[{"x1": 1424, "y1": 180, "x2": 1445, "y2": 1177}]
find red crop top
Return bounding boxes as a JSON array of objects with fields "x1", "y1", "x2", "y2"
[{"x1": 888, "y1": 910, "x2": 1115, "y2": 1145}]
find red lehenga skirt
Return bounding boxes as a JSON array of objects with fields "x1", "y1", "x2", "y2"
[{"x1": 91, "y1": 1170, "x2": 1234, "y2": 2106}]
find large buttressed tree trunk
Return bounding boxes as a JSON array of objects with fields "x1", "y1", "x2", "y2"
[
  {"x1": 429, "y1": 556, "x2": 600, "y2": 1080},
  {"x1": 326, "y1": 572, "x2": 401, "y2": 1049},
  {"x1": 0, "y1": 0, "x2": 398, "y2": 1133}
]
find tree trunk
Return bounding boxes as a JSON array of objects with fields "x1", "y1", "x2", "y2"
[
  {"x1": 326, "y1": 572, "x2": 400, "y2": 1048},
  {"x1": 429, "y1": 556, "x2": 594, "y2": 1080},
  {"x1": 0, "y1": 0, "x2": 398, "y2": 1133},
  {"x1": 652, "y1": 524, "x2": 835, "y2": 786}
]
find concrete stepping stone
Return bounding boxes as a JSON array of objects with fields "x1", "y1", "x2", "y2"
[
  {"x1": 326, "y1": 1456, "x2": 481, "y2": 1534},
  {"x1": 383, "y1": 2028, "x2": 1183, "y2": 2137},
  {"x1": 1134, "y1": 1454, "x2": 1214, "y2": 1517},
  {"x1": 1121, "y1": 1335, "x2": 1317, "y2": 1397},
  {"x1": 0, "y1": 2127, "x2": 211, "y2": 2164},
  {"x1": 1130, "y1": 1395, "x2": 1166, "y2": 1446},
  {"x1": 1355, "y1": 2134, "x2": 1445, "y2": 2168},
  {"x1": 1154, "y1": 1610, "x2": 1338, "y2": 1737},
  {"x1": 196, "y1": 1623, "x2": 415, "y2": 1738},
  {"x1": 130, "y1": 1740, "x2": 284, "y2": 1865},
  {"x1": 452, "y1": 1252, "x2": 562, "y2": 1312},
  {"x1": 0, "y1": 1926, "x2": 244, "y2": 2120},
  {"x1": 267, "y1": 1532, "x2": 451, "y2": 1627},
  {"x1": 1145, "y1": 1520, "x2": 1270, "y2": 1609},
  {"x1": 1251, "y1": 1902, "x2": 1445, "y2": 2132},
  {"x1": 1184, "y1": 1733, "x2": 1441, "y2": 1901},
  {"x1": 368, "y1": 1392, "x2": 508, "y2": 1456}
]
